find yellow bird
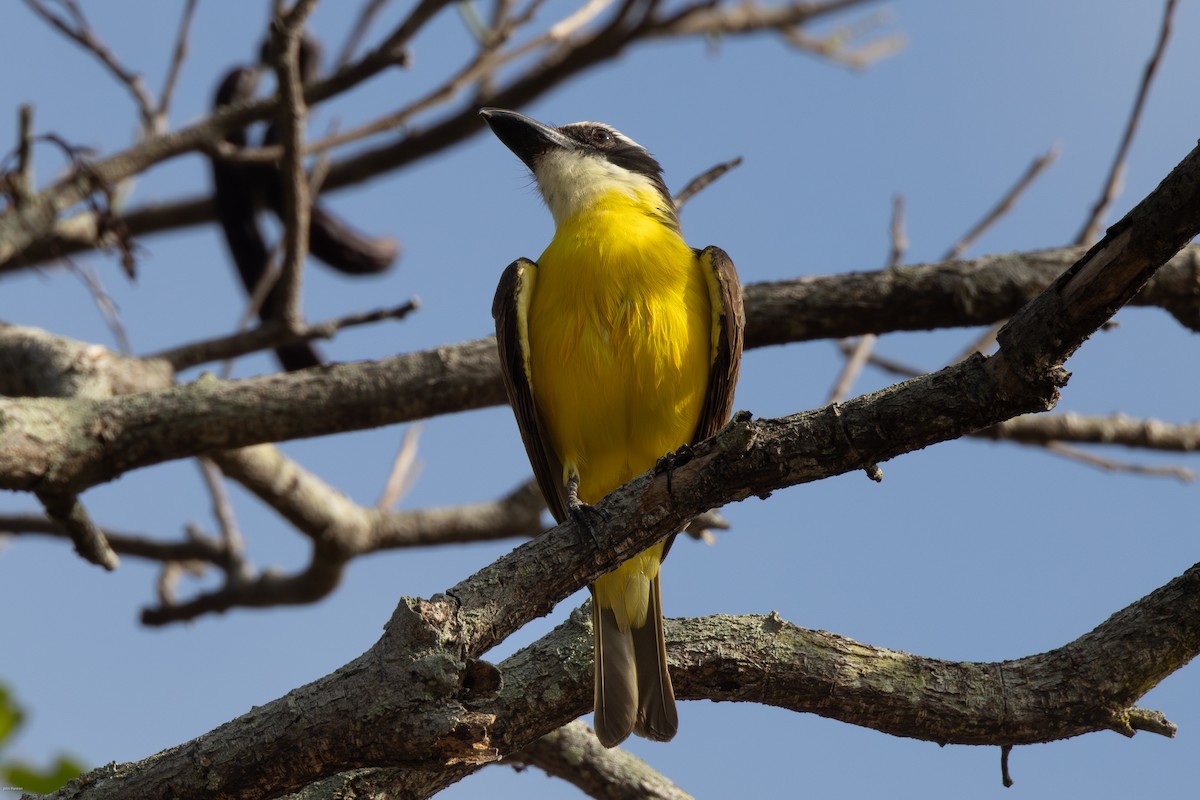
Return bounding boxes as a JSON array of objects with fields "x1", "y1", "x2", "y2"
[{"x1": 482, "y1": 108, "x2": 744, "y2": 747}]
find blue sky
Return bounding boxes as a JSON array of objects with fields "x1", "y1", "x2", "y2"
[{"x1": 1, "y1": 2, "x2": 1198, "y2": 798}]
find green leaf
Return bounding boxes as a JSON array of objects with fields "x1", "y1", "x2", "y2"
[
  {"x1": 0, "y1": 685, "x2": 24, "y2": 746},
  {"x1": 5, "y1": 756, "x2": 86, "y2": 793}
]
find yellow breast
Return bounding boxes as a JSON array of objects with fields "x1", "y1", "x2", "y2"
[{"x1": 527, "y1": 188, "x2": 712, "y2": 504}]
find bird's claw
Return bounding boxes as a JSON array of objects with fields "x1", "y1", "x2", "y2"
[
  {"x1": 567, "y1": 473, "x2": 607, "y2": 547},
  {"x1": 655, "y1": 443, "x2": 695, "y2": 496}
]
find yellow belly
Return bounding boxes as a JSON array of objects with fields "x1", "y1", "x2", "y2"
[{"x1": 527, "y1": 193, "x2": 711, "y2": 629}]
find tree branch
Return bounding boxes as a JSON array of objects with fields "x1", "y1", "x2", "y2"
[
  {"x1": 1074, "y1": 0, "x2": 1178, "y2": 245},
  {"x1": 0, "y1": 0, "x2": 884, "y2": 272},
  {"x1": 30, "y1": 153, "x2": 1200, "y2": 784},
  {"x1": 3, "y1": 237, "x2": 1200, "y2": 498},
  {"x1": 22, "y1": 0, "x2": 161, "y2": 133},
  {"x1": 44, "y1": 556, "x2": 1200, "y2": 799},
  {"x1": 981, "y1": 412, "x2": 1200, "y2": 453},
  {"x1": 137, "y1": 443, "x2": 546, "y2": 624},
  {"x1": 506, "y1": 721, "x2": 694, "y2": 800}
]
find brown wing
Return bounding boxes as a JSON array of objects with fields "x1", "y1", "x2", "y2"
[
  {"x1": 493, "y1": 258, "x2": 570, "y2": 523},
  {"x1": 693, "y1": 245, "x2": 745, "y2": 442}
]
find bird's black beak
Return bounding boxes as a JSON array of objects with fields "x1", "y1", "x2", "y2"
[{"x1": 480, "y1": 108, "x2": 575, "y2": 170}]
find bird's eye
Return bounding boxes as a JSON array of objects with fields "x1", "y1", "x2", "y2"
[{"x1": 591, "y1": 128, "x2": 613, "y2": 146}]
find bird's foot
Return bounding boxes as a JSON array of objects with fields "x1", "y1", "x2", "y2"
[
  {"x1": 567, "y1": 474, "x2": 607, "y2": 547},
  {"x1": 655, "y1": 443, "x2": 694, "y2": 496}
]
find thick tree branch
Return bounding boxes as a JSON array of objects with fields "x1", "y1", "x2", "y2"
[
  {"x1": 423, "y1": 136, "x2": 1200, "y2": 663},
  {"x1": 44, "y1": 553, "x2": 1200, "y2": 800},
  {"x1": 29, "y1": 154, "x2": 1200, "y2": 783},
  {"x1": 3, "y1": 238, "x2": 1199, "y2": 498}
]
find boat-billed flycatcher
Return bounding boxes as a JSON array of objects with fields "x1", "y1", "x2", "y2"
[{"x1": 482, "y1": 108, "x2": 744, "y2": 748}]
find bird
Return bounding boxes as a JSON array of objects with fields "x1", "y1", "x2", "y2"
[{"x1": 482, "y1": 107, "x2": 744, "y2": 747}]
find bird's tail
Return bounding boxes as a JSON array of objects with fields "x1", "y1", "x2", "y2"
[{"x1": 592, "y1": 574, "x2": 677, "y2": 747}]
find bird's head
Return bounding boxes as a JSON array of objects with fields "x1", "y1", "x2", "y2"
[{"x1": 480, "y1": 108, "x2": 677, "y2": 229}]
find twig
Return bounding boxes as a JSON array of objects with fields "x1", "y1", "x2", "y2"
[
  {"x1": 11, "y1": 104, "x2": 35, "y2": 206},
  {"x1": 156, "y1": 0, "x2": 200, "y2": 125},
  {"x1": 336, "y1": 0, "x2": 395, "y2": 67},
  {"x1": 827, "y1": 194, "x2": 905, "y2": 403},
  {"x1": 266, "y1": 1, "x2": 321, "y2": 328},
  {"x1": 166, "y1": 1, "x2": 878, "y2": 171},
  {"x1": 827, "y1": 334, "x2": 876, "y2": 404},
  {"x1": 1043, "y1": 442, "x2": 1194, "y2": 483},
  {"x1": 22, "y1": 0, "x2": 160, "y2": 133},
  {"x1": 943, "y1": 144, "x2": 1060, "y2": 261},
  {"x1": 1000, "y1": 745, "x2": 1014, "y2": 788},
  {"x1": 673, "y1": 156, "x2": 742, "y2": 211},
  {"x1": 134, "y1": 443, "x2": 548, "y2": 624},
  {"x1": 377, "y1": 426, "x2": 423, "y2": 509},
  {"x1": 36, "y1": 491, "x2": 119, "y2": 570},
  {"x1": 835, "y1": 339, "x2": 924, "y2": 379},
  {"x1": 3, "y1": 0, "x2": 882, "y2": 270},
  {"x1": 840, "y1": 337, "x2": 1200, "y2": 479},
  {"x1": 197, "y1": 457, "x2": 248, "y2": 569},
  {"x1": 886, "y1": 192, "x2": 907, "y2": 269},
  {"x1": 0, "y1": 513, "x2": 229, "y2": 564},
  {"x1": 151, "y1": 298, "x2": 420, "y2": 370},
  {"x1": 1075, "y1": 0, "x2": 1178, "y2": 245},
  {"x1": 1124, "y1": 707, "x2": 1178, "y2": 738},
  {"x1": 64, "y1": 258, "x2": 132, "y2": 354},
  {"x1": 942, "y1": 145, "x2": 1060, "y2": 363},
  {"x1": 949, "y1": 320, "x2": 1002, "y2": 362},
  {"x1": 779, "y1": 7, "x2": 904, "y2": 69},
  {"x1": 990, "y1": 413, "x2": 1200, "y2": 452},
  {"x1": 33, "y1": 131, "x2": 139, "y2": 277},
  {"x1": 507, "y1": 721, "x2": 694, "y2": 799}
]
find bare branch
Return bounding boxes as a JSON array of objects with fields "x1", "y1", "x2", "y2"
[
  {"x1": 157, "y1": 0, "x2": 200, "y2": 123},
  {"x1": 45, "y1": 555, "x2": 1200, "y2": 799},
  {"x1": 22, "y1": 0, "x2": 161, "y2": 133},
  {"x1": 778, "y1": 7, "x2": 904, "y2": 69},
  {"x1": 1041, "y1": 442, "x2": 1195, "y2": 482},
  {"x1": 1, "y1": 0, "x2": 887, "y2": 272},
  {"x1": 827, "y1": 194, "x2": 905, "y2": 402},
  {"x1": 982, "y1": 412, "x2": 1200, "y2": 453},
  {"x1": 150, "y1": 298, "x2": 419, "y2": 371},
  {"x1": 0, "y1": 22, "x2": 410, "y2": 268},
  {"x1": 0, "y1": 322, "x2": 172, "y2": 398},
  {"x1": 943, "y1": 144, "x2": 1060, "y2": 261},
  {"x1": 197, "y1": 457, "x2": 248, "y2": 568},
  {"x1": 265, "y1": 1, "x2": 321, "y2": 327},
  {"x1": 672, "y1": 156, "x2": 742, "y2": 211},
  {"x1": 6, "y1": 103, "x2": 37, "y2": 206},
  {"x1": 507, "y1": 721, "x2": 693, "y2": 800},
  {"x1": 36, "y1": 491, "x2": 118, "y2": 570},
  {"x1": 943, "y1": 145, "x2": 1061, "y2": 362},
  {"x1": 0, "y1": 513, "x2": 231, "y2": 565},
  {"x1": 63, "y1": 258, "x2": 132, "y2": 354},
  {"x1": 336, "y1": 0, "x2": 395, "y2": 67},
  {"x1": 133, "y1": 443, "x2": 547, "y2": 624},
  {"x1": 1075, "y1": 0, "x2": 1178, "y2": 245},
  {"x1": 377, "y1": 426, "x2": 423, "y2": 509}
]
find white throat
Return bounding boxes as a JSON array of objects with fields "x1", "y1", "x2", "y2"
[{"x1": 534, "y1": 150, "x2": 663, "y2": 226}]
